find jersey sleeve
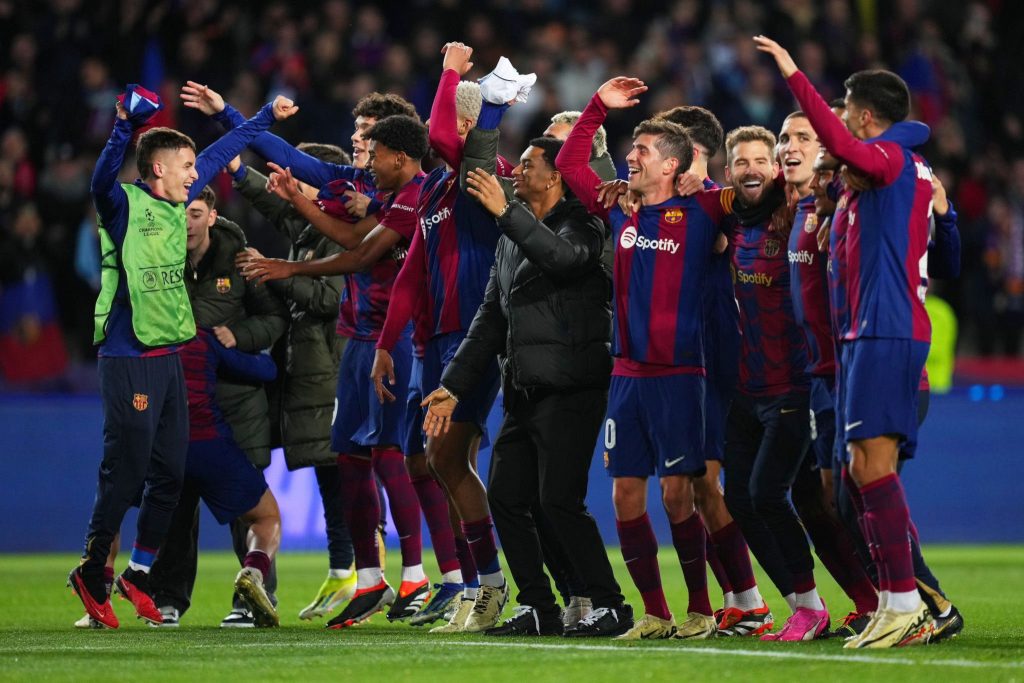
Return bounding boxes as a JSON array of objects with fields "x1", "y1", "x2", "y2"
[
  {"x1": 191, "y1": 103, "x2": 277, "y2": 202},
  {"x1": 785, "y1": 71, "x2": 904, "y2": 186},
  {"x1": 214, "y1": 342, "x2": 278, "y2": 383},
  {"x1": 429, "y1": 69, "x2": 465, "y2": 169},
  {"x1": 379, "y1": 181, "x2": 421, "y2": 242},
  {"x1": 928, "y1": 200, "x2": 961, "y2": 279},
  {"x1": 90, "y1": 118, "x2": 133, "y2": 243},
  {"x1": 554, "y1": 94, "x2": 611, "y2": 221}
]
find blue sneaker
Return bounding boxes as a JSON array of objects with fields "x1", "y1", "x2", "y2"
[{"x1": 408, "y1": 582, "x2": 463, "y2": 626}]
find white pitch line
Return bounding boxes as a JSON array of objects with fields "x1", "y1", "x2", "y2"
[{"x1": 2, "y1": 637, "x2": 1023, "y2": 670}]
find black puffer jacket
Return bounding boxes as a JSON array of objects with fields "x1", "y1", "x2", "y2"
[{"x1": 441, "y1": 196, "x2": 612, "y2": 396}]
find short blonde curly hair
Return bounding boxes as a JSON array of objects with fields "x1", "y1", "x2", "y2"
[{"x1": 456, "y1": 81, "x2": 482, "y2": 122}]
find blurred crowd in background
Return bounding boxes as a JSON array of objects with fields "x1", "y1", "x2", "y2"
[{"x1": 2, "y1": 0, "x2": 1023, "y2": 389}]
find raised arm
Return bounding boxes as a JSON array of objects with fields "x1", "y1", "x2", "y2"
[
  {"x1": 430, "y1": 42, "x2": 475, "y2": 169},
  {"x1": 754, "y1": 36, "x2": 903, "y2": 185},
  {"x1": 190, "y1": 96, "x2": 299, "y2": 202},
  {"x1": 91, "y1": 114, "x2": 133, "y2": 240},
  {"x1": 182, "y1": 81, "x2": 366, "y2": 190},
  {"x1": 232, "y1": 164, "x2": 306, "y2": 243},
  {"x1": 555, "y1": 96, "x2": 609, "y2": 218},
  {"x1": 266, "y1": 163, "x2": 378, "y2": 249}
]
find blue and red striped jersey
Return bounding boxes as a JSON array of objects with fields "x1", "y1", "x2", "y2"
[
  {"x1": 608, "y1": 197, "x2": 725, "y2": 373},
  {"x1": 335, "y1": 173, "x2": 424, "y2": 341},
  {"x1": 788, "y1": 71, "x2": 932, "y2": 343},
  {"x1": 702, "y1": 178, "x2": 741, "y2": 387},
  {"x1": 556, "y1": 94, "x2": 727, "y2": 376},
  {"x1": 729, "y1": 216, "x2": 810, "y2": 396},
  {"x1": 788, "y1": 194, "x2": 835, "y2": 378},
  {"x1": 180, "y1": 329, "x2": 277, "y2": 441}
]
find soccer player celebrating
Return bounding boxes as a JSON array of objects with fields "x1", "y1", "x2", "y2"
[
  {"x1": 757, "y1": 35, "x2": 937, "y2": 648},
  {"x1": 71, "y1": 85, "x2": 296, "y2": 628},
  {"x1": 243, "y1": 114, "x2": 431, "y2": 629},
  {"x1": 556, "y1": 78, "x2": 729, "y2": 640},
  {"x1": 373, "y1": 44, "x2": 514, "y2": 631},
  {"x1": 716, "y1": 125, "x2": 829, "y2": 641},
  {"x1": 779, "y1": 112, "x2": 883, "y2": 630},
  {"x1": 651, "y1": 106, "x2": 768, "y2": 632}
]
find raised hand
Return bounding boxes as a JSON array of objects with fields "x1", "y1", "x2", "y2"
[
  {"x1": 753, "y1": 36, "x2": 798, "y2": 78},
  {"x1": 596, "y1": 77, "x2": 648, "y2": 109},
  {"x1": 265, "y1": 162, "x2": 302, "y2": 201},
  {"x1": 180, "y1": 80, "x2": 225, "y2": 115},
  {"x1": 115, "y1": 100, "x2": 128, "y2": 121},
  {"x1": 465, "y1": 168, "x2": 509, "y2": 217},
  {"x1": 272, "y1": 95, "x2": 299, "y2": 121},
  {"x1": 441, "y1": 41, "x2": 474, "y2": 75},
  {"x1": 370, "y1": 349, "x2": 397, "y2": 404},
  {"x1": 226, "y1": 155, "x2": 242, "y2": 174}
]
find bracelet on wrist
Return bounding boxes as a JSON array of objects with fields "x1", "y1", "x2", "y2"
[
  {"x1": 440, "y1": 385, "x2": 460, "y2": 403},
  {"x1": 496, "y1": 202, "x2": 512, "y2": 219}
]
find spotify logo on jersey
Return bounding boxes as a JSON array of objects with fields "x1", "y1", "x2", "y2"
[{"x1": 619, "y1": 226, "x2": 638, "y2": 249}]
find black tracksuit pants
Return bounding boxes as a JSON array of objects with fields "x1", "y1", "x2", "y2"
[{"x1": 487, "y1": 386, "x2": 624, "y2": 615}]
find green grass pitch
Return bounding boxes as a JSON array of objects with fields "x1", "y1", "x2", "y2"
[{"x1": 1, "y1": 546, "x2": 1022, "y2": 682}]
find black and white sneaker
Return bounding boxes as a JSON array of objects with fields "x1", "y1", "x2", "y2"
[
  {"x1": 220, "y1": 607, "x2": 255, "y2": 628},
  {"x1": 148, "y1": 606, "x2": 180, "y2": 628},
  {"x1": 930, "y1": 605, "x2": 964, "y2": 644},
  {"x1": 485, "y1": 605, "x2": 563, "y2": 636},
  {"x1": 563, "y1": 604, "x2": 634, "y2": 638}
]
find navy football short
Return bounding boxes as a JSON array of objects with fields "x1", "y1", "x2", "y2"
[
  {"x1": 421, "y1": 330, "x2": 499, "y2": 448},
  {"x1": 331, "y1": 336, "x2": 412, "y2": 454},
  {"x1": 836, "y1": 338, "x2": 929, "y2": 463},
  {"x1": 809, "y1": 375, "x2": 837, "y2": 470},
  {"x1": 604, "y1": 373, "x2": 706, "y2": 478},
  {"x1": 403, "y1": 355, "x2": 426, "y2": 457},
  {"x1": 185, "y1": 437, "x2": 268, "y2": 524}
]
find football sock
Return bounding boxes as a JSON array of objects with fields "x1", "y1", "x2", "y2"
[
  {"x1": 127, "y1": 542, "x2": 156, "y2": 573},
  {"x1": 441, "y1": 570, "x2": 463, "y2": 585},
  {"x1": 733, "y1": 586, "x2": 763, "y2": 612},
  {"x1": 705, "y1": 526, "x2": 733, "y2": 596},
  {"x1": 338, "y1": 454, "x2": 381, "y2": 573},
  {"x1": 799, "y1": 502, "x2": 878, "y2": 613},
  {"x1": 795, "y1": 587, "x2": 824, "y2": 611},
  {"x1": 411, "y1": 474, "x2": 460, "y2": 574},
  {"x1": 356, "y1": 567, "x2": 384, "y2": 589},
  {"x1": 671, "y1": 514, "x2": 713, "y2": 616},
  {"x1": 372, "y1": 448, "x2": 423, "y2": 567},
  {"x1": 617, "y1": 513, "x2": 671, "y2": 621},
  {"x1": 711, "y1": 521, "x2": 758, "y2": 593},
  {"x1": 461, "y1": 516, "x2": 504, "y2": 587},
  {"x1": 328, "y1": 567, "x2": 353, "y2": 580},
  {"x1": 454, "y1": 535, "x2": 480, "y2": 596},
  {"x1": 243, "y1": 550, "x2": 271, "y2": 578},
  {"x1": 783, "y1": 592, "x2": 797, "y2": 613},
  {"x1": 103, "y1": 566, "x2": 114, "y2": 596},
  {"x1": 860, "y1": 474, "x2": 916, "y2": 598}
]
